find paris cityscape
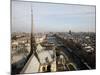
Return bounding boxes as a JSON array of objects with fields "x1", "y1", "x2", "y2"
[{"x1": 11, "y1": 0, "x2": 96, "y2": 74}]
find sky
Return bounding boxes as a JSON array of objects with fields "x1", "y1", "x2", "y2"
[{"x1": 12, "y1": 0, "x2": 96, "y2": 33}]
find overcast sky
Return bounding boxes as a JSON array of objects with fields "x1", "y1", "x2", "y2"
[{"x1": 12, "y1": 0, "x2": 96, "y2": 33}]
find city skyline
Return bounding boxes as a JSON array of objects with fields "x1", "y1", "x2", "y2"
[
  {"x1": 11, "y1": 1, "x2": 96, "y2": 74},
  {"x1": 12, "y1": 1, "x2": 96, "y2": 33}
]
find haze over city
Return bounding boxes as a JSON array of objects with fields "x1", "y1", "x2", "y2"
[{"x1": 12, "y1": 1, "x2": 95, "y2": 33}]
